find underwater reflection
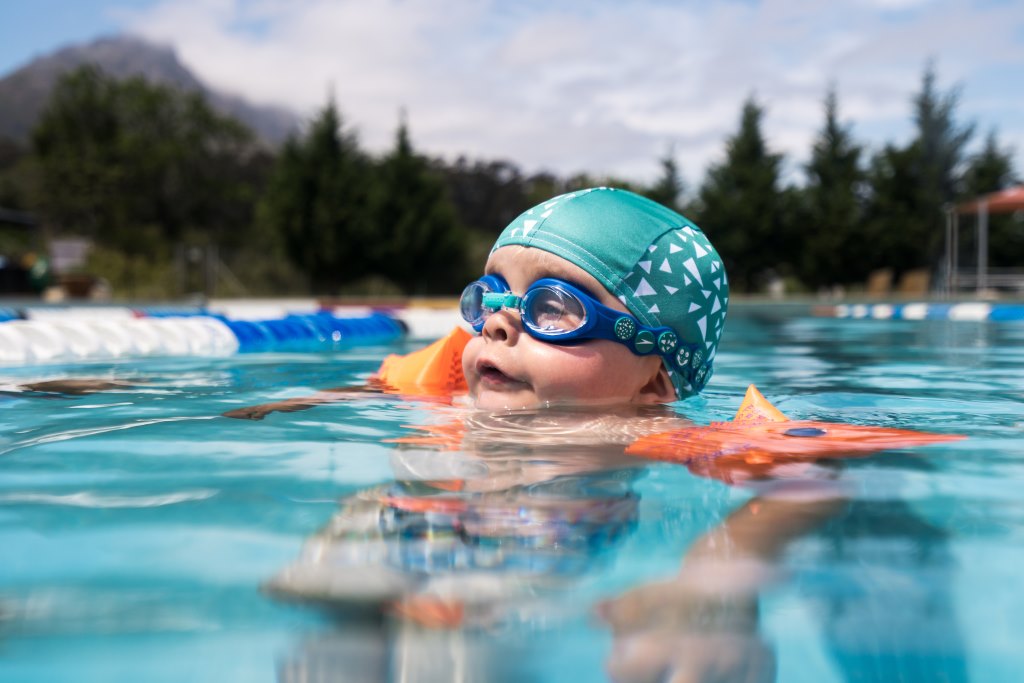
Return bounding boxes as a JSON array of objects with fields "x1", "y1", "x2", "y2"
[{"x1": 267, "y1": 406, "x2": 968, "y2": 683}]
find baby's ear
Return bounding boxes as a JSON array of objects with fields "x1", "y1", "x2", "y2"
[{"x1": 636, "y1": 364, "x2": 677, "y2": 404}]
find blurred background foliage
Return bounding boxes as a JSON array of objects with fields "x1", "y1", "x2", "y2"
[{"x1": 0, "y1": 63, "x2": 1019, "y2": 299}]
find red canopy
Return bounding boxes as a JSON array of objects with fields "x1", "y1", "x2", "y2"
[{"x1": 957, "y1": 185, "x2": 1024, "y2": 214}]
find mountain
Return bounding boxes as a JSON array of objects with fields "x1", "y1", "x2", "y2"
[{"x1": 0, "y1": 35, "x2": 299, "y2": 146}]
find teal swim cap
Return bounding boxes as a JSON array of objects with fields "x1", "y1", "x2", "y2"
[{"x1": 491, "y1": 187, "x2": 728, "y2": 398}]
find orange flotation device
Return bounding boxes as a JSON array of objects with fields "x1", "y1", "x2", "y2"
[
  {"x1": 373, "y1": 334, "x2": 963, "y2": 482},
  {"x1": 626, "y1": 385, "x2": 964, "y2": 483},
  {"x1": 374, "y1": 326, "x2": 470, "y2": 396}
]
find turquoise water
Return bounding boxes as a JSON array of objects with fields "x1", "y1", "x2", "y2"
[{"x1": 1, "y1": 314, "x2": 1022, "y2": 682}]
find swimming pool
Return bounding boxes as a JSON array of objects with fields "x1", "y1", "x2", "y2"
[{"x1": 1, "y1": 308, "x2": 1022, "y2": 682}]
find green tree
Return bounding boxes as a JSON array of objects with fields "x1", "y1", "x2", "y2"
[
  {"x1": 914, "y1": 63, "x2": 974, "y2": 206},
  {"x1": 863, "y1": 64, "x2": 975, "y2": 279},
  {"x1": 644, "y1": 146, "x2": 684, "y2": 212},
  {"x1": 862, "y1": 144, "x2": 930, "y2": 279},
  {"x1": 0, "y1": 137, "x2": 31, "y2": 215},
  {"x1": 371, "y1": 116, "x2": 467, "y2": 294},
  {"x1": 962, "y1": 130, "x2": 1017, "y2": 197},
  {"x1": 33, "y1": 66, "x2": 257, "y2": 253},
  {"x1": 695, "y1": 96, "x2": 790, "y2": 292},
  {"x1": 257, "y1": 98, "x2": 374, "y2": 294},
  {"x1": 800, "y1": 87, "x2": 865, "y2": 287}
]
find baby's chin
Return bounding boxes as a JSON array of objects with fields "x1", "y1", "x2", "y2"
[
  {"x1": 469, "y1": 387, "x2": 541, "y2": 412},
  {"x1": 469, "y1": 388, "x2": 642, "y2": 413}
]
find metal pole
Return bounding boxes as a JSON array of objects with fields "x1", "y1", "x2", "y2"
[
  {"x1": 978, "y1": 201, "x2": 989, "y2": 295},
  {"x1": 951, "y1": 211, "x2": 959, "y2": 294},
  {"x1": 944, "y1": 207, "x2": 952, "y2": 298}
]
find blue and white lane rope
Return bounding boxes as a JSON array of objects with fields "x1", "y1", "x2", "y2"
[
  {"x1": 0, "y1": 309, "x2": 407, "y2": 365},
  {"x1": 824, "y1": 302, "x2": 1024, "y2": 321}
]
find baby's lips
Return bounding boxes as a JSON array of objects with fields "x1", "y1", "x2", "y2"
[{"x1": 474, "y1": 356, "x2": 520, "y2": 385}]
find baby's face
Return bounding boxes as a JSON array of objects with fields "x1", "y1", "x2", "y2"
[{"x1": 462, "y1": 246, "x2": 674, "y2": 411}]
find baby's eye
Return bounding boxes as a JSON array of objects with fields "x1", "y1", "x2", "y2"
[
  {"x1": 537, "y1": 299, "x2": 566, "y2": 318},
  {"x1": 528, "y1": 289, "x2": 585, "y2": 331}
]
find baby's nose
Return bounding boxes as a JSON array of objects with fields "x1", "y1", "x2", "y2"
[{"x1": 481, "y1": 309, "x2": 521, "y2": 343}]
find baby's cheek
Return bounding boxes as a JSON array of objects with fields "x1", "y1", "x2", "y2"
[
  {"x1": 536, "y1": 349, "x2": 623, "y2": 398},
  {"x1": 461, "y1": 338, "x2": 483, "y2": 384}
]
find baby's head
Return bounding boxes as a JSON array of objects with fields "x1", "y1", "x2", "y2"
[{"x1": 461, "y1": 187, "x2": 728, "y2": 411}]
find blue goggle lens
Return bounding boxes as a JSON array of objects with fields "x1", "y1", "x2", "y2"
[
  {"x1": 459, "y1": 281, "x2": 490, "y2": 329},
  {"x1": 522, "y1": 286, "x2": 588, "y2": 335},
  {"x1": 461, "y1": 276, "x2": 524, "y2": 330}
]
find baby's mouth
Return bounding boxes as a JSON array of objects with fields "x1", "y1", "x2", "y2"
[{"x1": 477, "y1": 361, "x2": 524, "y2": 389}]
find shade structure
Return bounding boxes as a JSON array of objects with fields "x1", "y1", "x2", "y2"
[
  {"x1": 945, "y1": 184, "x2": 1024, "y2": 295},
  {"x1": 957, "y1": 184, "x2": 1024, "y2": 214}
]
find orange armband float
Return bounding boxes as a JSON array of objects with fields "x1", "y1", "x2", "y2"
[
  {"x1": 374, "y1": 326, "x2": 471, "y2": 397},
  {"x1": 626, "y1": 385, "x2": 964, "y2": 483}
]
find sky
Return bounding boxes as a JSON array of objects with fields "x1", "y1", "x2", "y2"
[{"x1": 2, "y1": 0, "x2": 1023, "y2": 188}]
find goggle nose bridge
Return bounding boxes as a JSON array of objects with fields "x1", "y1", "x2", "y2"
[{"x1": 480, "y1": 291, "x2": 522, "y2": 313}]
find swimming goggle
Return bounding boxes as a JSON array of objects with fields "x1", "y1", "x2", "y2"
[{"x1": 460, "y1": 274, "x2": 711, "y2": 389}]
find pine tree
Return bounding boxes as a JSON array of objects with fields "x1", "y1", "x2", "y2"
[
  {"x1": 695, "y1": 96, "x2": 788, "y2": 292},
  {"x1": 914, "y1": 64, "x2": 974, "y2": 206},
  {"x1": 645, "y1": 146, "x2": 684, "y2": 212},
  {"x1": 257, "y1": 98, "x2": 374, "y2": 293},
  {"x1": 962, "y1": 131, "x2": 1017, "y2": 197},
  {"x1": 801, "y1": 87, "x2": 865, "y2": 287},
  {"x1": 372, "y1": 115, "x2": 467, "y2": 294},
  {"x1": 862, "y1": 143, "x2": 930, "y2": 279},
  {"x1": 863, "y1": 65, "x2": 975, "y2": 279}
]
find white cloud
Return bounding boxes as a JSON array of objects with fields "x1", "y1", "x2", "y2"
[{"x1": 119, "y1": 0, "x2": 1024, "y2": 187}]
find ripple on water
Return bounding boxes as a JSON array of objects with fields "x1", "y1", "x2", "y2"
[{"x1": 0, "y1": 490, "x2": 219, "y2": 508}]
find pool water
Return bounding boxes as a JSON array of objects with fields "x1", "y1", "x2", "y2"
[{"x1": 1, "y1": 314, "x2": 1022, "y2": 682}]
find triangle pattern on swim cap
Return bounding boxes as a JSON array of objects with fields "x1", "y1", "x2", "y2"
[
  {"x1": 635, "y1": 277, "x2": 656, "y2": 296},
  {"x1": 683, "y1": 258, "x2": 703, "y2": 286}
]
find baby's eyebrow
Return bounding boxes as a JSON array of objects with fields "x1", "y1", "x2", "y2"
[
  {"x1": 533, "y1": 271, "x2": 599, "y2": 297},
  {"x1": 482, "y1": 265, "x2": 596, "y2": 297}
]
